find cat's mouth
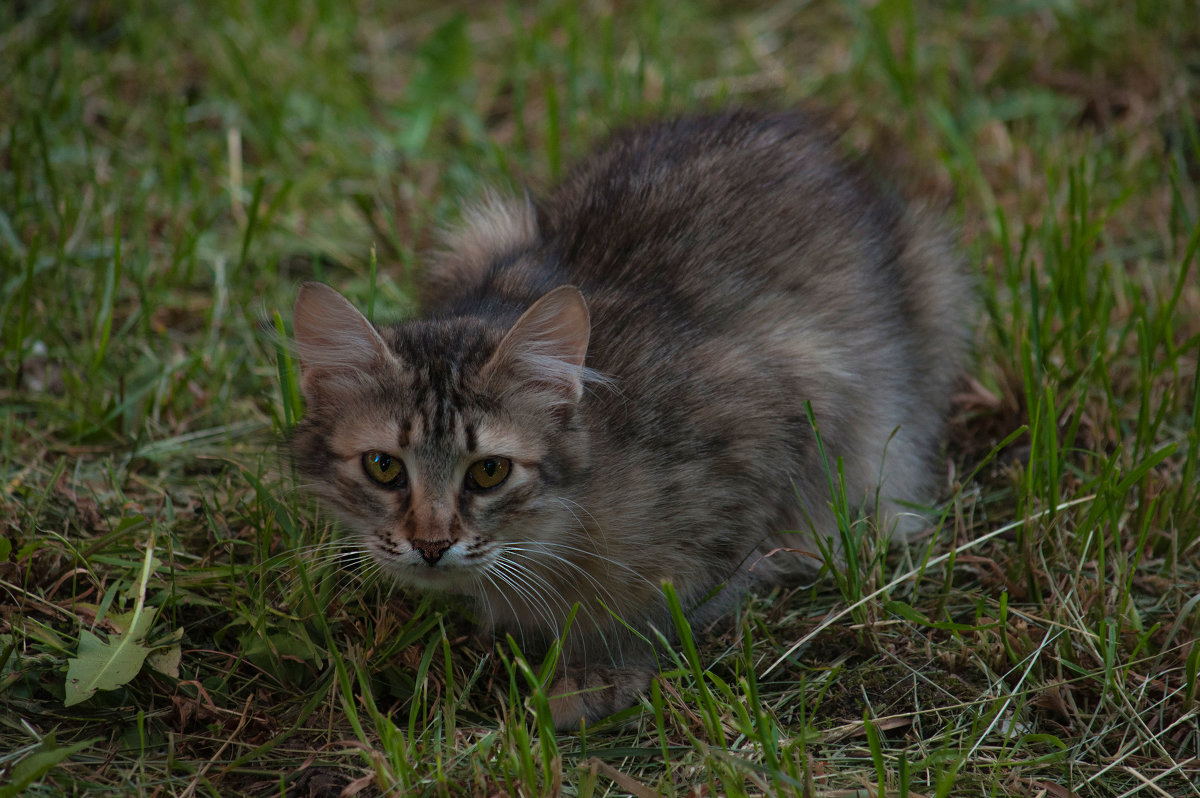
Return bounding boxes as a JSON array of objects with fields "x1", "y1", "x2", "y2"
[
  {"x1": 387, "y1": 560, "x2": 478, "y2": 591},
  {"x1": 370, "y1": 541, "x2": 493, "y2": 593}
]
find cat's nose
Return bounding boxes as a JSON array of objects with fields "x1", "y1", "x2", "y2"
[{"x1": 412, "y1": 539, "x2": 452, "y2": 565}]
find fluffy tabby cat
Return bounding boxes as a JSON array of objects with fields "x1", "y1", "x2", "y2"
[{"x1": 290, "y1": 110, "x2": 970, "y2": 730}]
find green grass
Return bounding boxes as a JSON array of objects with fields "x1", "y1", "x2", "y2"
[{"x1": 3, "y1": 0, "x2": 1199, "y2": 795}]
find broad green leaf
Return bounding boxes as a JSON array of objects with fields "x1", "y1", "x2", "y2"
[
  {"x1": 147, "y1": 644, "x2": 181, "y2": 679},
  {"x1": 64, "y1": 629, "x2": 152, "y2": 706},
  {"x1": 107, "y1": 607, "x2": 156, "y2": 640},
  {"x1": 147, "y1": 627, "x2": 185, "y2": 678},
  {"x1": 64, "y1": 538, "x2": 158, "y2": 706}
]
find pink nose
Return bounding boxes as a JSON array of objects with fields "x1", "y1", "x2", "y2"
[{"x1": 412, "y1": 539, "x2": 451, "y2": 565}]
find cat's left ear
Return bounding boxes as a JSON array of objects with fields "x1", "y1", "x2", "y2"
[{"x1": 482, "y1": 285, "x2": 590, "y2": 404}]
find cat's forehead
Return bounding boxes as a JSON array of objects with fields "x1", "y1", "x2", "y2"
[
  {"x1": 330, "y1": 391, "x2": 475, "y2": 453},
  {"x1": 332, "y1": 380, "x2": 544, "y2": 469},
  {"x1": 382, "y1": 317, "x2": 500, "y2": 393},
  {"x1": 352, "y1": 317, "x2": 516, "y2": 447}
]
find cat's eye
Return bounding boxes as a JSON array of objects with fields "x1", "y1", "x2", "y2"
[
  {"x1": 464, "y1": 457, "x2": 511, "y2": 491},
  {"x1": 362, "y1": 451, "x2": 406, "y2": 488}
]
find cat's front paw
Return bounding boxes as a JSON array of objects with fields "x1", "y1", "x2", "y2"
[{"x1": 547, "y1": 665, "x2": 652, "y2": 731}]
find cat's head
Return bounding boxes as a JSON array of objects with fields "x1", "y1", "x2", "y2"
[{"x1": 290, "y1": 282, "x2": 595, "y2": 595}]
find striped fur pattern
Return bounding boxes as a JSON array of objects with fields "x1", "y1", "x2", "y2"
[{"x1": 291, "y1": 110, "x2": 971, "y2": 729}]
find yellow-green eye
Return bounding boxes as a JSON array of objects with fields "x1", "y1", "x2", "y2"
[
  {"x1": 362, "y1": 451, "x2": 406, "y2": 488},
  {"x1": 465, "y1": 457, "x2": 511, "y2": 491}
]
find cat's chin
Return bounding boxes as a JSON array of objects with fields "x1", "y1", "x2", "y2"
[{"x1": 387, "y1": 564, "x2": 476, "y2": 594}]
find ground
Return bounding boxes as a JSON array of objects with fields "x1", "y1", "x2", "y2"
[{"x1": 1, "y1": 1, "x2": 1198, "y2": 796}]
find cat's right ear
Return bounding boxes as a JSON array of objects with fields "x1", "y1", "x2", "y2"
[
  {"x1": 481, "y1": 285, "x2": 591, "y2": 405},
  {"x1": 293, "y1": 282, "x2": 391, "y2": 405}
]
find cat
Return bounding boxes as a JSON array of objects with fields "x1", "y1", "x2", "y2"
[{"x1": 289, "y1": 109, "x2": 971, "y2": 730}]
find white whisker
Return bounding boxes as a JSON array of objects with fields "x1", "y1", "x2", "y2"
[
  {"x1": 500, "y1": 545, "x2": 623, "y2": 667},
  {"x1": 503, "y1": 546, "x2": 621, "y2": 623},
  {"x1": 551, "y1": 496, "x2": 607, "y2": 552},
  {"x1": 490, "y1": 556, "x2": 563, "y2": 644},
  {"x1": 519, "y1": 537, "x2": 659, "y2": 592},
  {"x1": 478, "y1": 570, "x2": 524, "y2": 650}
]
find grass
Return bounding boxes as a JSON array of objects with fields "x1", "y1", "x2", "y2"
[{"x1": 2, "y1": 0, "x2": 1198, "y2": 795}]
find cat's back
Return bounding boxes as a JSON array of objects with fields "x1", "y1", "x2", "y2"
[
  {"x1": 542, "y1": 111, "x2": 895, "y2": 301},
  {"x1": 430, "y1": 110, "x2": 962, "y2": 326},
  {"x1": 430, "y1": 110, "x2": 967, "y2": 417},
  {"x1": 533, "y1": 111, "x2": 965, "y2": 400}
]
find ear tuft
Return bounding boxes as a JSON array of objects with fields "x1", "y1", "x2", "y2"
[
  {"x1": 482, "y1": 286, "x2": 591, "y2": 403},
  {"x1": 293, "y1": 282, "x2": 391, "y2": 403}
]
